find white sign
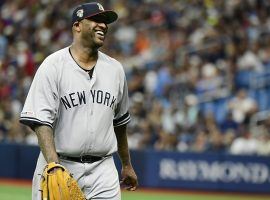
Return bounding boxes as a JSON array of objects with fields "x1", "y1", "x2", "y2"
[{"x1": 159, "y1": 159, "x2": 270, "y2": 184}]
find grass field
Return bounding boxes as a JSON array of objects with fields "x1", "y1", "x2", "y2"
[{"x1": 1, "y1": 183, "x2": 270, "y2": 200}]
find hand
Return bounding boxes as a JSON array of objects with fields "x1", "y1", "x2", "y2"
[{"x1": 120, "y1": 165, "x2": 138, "y2": 191}]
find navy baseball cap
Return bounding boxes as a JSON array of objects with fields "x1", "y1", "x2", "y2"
[{"x1": 72, "y1": 2, "x2": 118, "y2": 25}]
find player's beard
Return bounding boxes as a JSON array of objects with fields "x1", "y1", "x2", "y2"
[{"x1": 81, "y1": 28, "x2": 105, "y2": 50}]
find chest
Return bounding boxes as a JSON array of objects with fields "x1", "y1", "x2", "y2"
[{"x1": 58, "y1": 64, "x2": 120, "y2": 110}]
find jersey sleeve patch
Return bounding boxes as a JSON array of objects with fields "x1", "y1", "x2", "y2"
[
  {"x1": 19, "y1": 117, "x2": 53, "y2": 129},
  {"x1": 113, "y1": 112, "x2": 130, "y2": 127}
]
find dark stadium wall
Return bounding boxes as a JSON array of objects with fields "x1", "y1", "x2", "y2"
[{"x1": 0, "y1": 143, "x2": 270, "y2": 193}]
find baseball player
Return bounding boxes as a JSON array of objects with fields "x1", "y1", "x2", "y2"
[{"x1": 20, "y1": 2, "x2": 138, "y2": 200}]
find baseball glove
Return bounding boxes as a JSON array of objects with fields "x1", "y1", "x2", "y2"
[{"x1": 40, "y1": 162, "x2": 85, "y2": 200}]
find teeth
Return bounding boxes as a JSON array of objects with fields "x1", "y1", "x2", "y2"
[{"x1": 96, "y1": 31, "x2": 104, "y2": 36}]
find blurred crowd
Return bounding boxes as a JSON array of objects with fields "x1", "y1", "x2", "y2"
[{"x1": 1, "y1": 0, "x2": 270, "y2": 156}]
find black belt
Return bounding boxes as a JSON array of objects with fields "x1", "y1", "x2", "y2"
[{"x1": 58, "y1": 154, "x2": 109, "y2": 163}]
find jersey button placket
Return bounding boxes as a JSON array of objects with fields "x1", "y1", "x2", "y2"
[
  {"x1": 88, "y1": 71, "x2": 97, "y2": 150},
  {"x1": 88, "y1": 80, "x2": 95, "y2": 150},
  {"x1": 87, "y1": 105, "x2": 94, "y2": 150}
]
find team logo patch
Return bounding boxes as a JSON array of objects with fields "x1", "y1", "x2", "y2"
[
  {"x1": 21, "y1": 111, "x2": 35, "y2": 117},
  {"x1": 97, "y1": 3, "x2": 104, "y2": 11},
  {"x1": 76, "y1": 9, "x2": 84, "y2": 18}
]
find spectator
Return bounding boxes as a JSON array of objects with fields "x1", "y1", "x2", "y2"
[
  {"x1": 230, "y1": 126, "x2": 259, "y2": 155},
  {"x1": 1, "y1": 0, "x2": 270, "y2": 155},
  {"x1": 228, "y1": 89, "x2": 258, "y2": 124}
]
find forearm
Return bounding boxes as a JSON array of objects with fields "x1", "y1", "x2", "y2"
[
  {"x1": 114, "y1": 124, "x2": 131, "y2": 166},
  {"x1": 35, "y1": 125, "x2": 59, "y2": 163}
]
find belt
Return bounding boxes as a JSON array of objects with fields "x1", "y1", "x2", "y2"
[{"x1": 58, "y1": 154, "x2": 109, "y2": 163}]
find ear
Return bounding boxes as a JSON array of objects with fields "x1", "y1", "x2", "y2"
[{"x1": 73, "y1": 21, "x2": 81, "y2": 32}]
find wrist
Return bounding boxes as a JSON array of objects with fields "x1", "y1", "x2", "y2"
[{"x1": 122, "y1": 162, "x2": 132, "y2": 168}]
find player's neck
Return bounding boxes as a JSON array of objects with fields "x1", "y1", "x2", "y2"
[{"x1": 70, "y1": 44, "x2": 98, "y2": 70}]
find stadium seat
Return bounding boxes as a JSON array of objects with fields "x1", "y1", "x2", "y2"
[{"x1": 235, "y1": 70, "x2": 252, "y2": 89}]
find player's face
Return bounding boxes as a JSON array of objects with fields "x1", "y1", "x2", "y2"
[{"x1": 80, "y1": 18, "x2": 108, "y2": 48}]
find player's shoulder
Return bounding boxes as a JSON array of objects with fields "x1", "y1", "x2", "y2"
[
  {"x1": 37, "y1": 47, "x2": 69, "y2": 75},
  {"x1": 40, "y1": 47, "x2": 69, "y2": 68},
  {"x1": 44, "y1": 47, "x2": 69, "y2": 64},
  {"x1": 98, "y1": 51, "x2": 123, "y2": 69}
]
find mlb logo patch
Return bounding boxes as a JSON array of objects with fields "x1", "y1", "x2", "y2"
[
  {"x1": 21, "y1": 111, "x2": 35, "y2": 117},
  {"x1": 76, "y1": 9, "x2": 84, "y2": 18}
]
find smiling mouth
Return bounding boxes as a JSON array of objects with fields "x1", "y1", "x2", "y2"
[{"x1": 95, "y1": 30, "x2": 105, "y2": 37}]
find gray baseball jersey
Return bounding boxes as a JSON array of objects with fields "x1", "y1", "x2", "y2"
[{"x1": 20, "y1": 46, "x2": 130, "y2": 156}]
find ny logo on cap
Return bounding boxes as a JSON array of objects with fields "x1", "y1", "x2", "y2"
[
  {"x1": 97, "y1": 3, "x2": 104, "y2": 11},
  {"x1": 76, "y1": 9, "x2": 84, "y2": 18}
]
